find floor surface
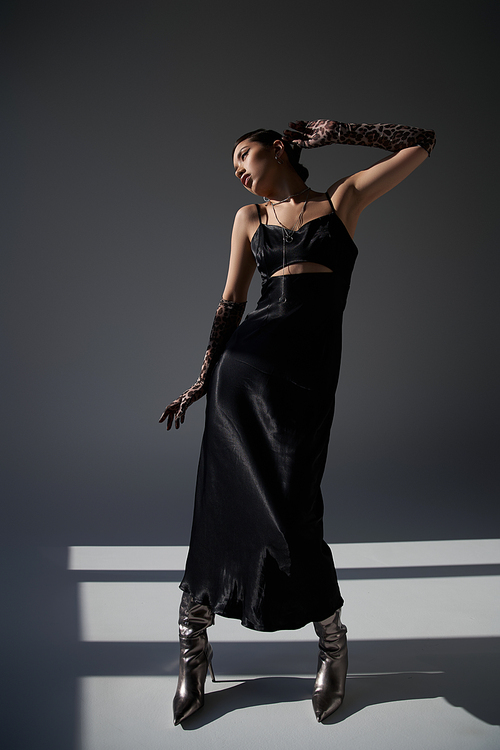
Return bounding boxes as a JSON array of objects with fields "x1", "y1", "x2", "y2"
[{"x1": 3, "y1": 540, "x2": 499, "y2": 749}]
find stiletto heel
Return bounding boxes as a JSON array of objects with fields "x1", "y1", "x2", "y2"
[
  {"x1": 312, "y1": 608, "x2": 348, "y2": 722},
  {"x1": 208, "y1": 657, "x2": 216, "y2": 683},
  {"x1": 173, "y1": 592, "x2": 215, "y2": 726}
]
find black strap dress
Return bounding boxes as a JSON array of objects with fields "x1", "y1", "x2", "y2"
[{"x1": 180, "y1": 195, "x2": 358, "y2": 631}]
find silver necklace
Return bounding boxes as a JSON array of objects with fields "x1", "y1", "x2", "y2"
[
  {"x1": 269, "y1": 188, "x2": 311, "y2": 303},
  {"x1": 263, "y1": 185, "x2": 310, "y2": 206}
]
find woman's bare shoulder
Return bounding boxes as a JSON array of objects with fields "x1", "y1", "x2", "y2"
[
  {"x1": 235, "y1": 202, "x2": 260, "y2": 221},
  {"x1": 233, "y1": 202, "x2": 261, "y2": 239}
]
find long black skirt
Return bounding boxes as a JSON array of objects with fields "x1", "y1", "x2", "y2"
[{"x1": 180, "y1": 273, "x2": 349, "y2": 631}]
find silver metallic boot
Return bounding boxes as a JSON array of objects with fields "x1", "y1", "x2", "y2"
[
  {"x1": 312, "y1": 608, "x2": 348, "y2": 722},
  {"x1": 172, "y1": 592, "x2": 216, "y2": 726}
]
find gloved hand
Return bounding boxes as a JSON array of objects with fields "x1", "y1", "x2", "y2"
[
  {"x1": 159, "y1": 298, "x2": 246, "y2": 430},
  {"x1": 283, "y1": 119, "x2": 436, "y2": 156}
]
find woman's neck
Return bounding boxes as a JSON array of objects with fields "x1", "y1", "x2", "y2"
[{"x1": 263, "y1": 172, "x2": 307, "y2": 204}]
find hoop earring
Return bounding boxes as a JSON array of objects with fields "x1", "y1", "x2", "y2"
[{"x1": 275, "y1": 155, "x2": 283, "y2": 164}]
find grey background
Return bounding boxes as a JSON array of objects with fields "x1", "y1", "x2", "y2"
[
  {"x1": 2, "y1": 3, "x2": 499, "y2": 748},
  {"x1": 2, "y1": 0, "x2": 499, "y2": 548}
]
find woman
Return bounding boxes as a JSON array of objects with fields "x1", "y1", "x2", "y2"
[{"x1": 160, "y1": 118, "x2": 436, "y2": 725}]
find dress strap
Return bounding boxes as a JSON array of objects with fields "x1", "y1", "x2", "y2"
[
  {"x1": 255, "y1": 203, "x2": 262, "y2": 224},
  {"x1": 325, "y1": 192, "x2": 335, "y2": 213}
]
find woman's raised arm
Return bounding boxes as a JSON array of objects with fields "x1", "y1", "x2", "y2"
[
  {"x1": 345, "y1": 145, "x2": 429, "y2": 210},
  {"x1": 284, "y1": 119, "x2": 435, "y2": 156},
  {"x1": 284, "y1": 118, "x2": 435, "y2": 230}
]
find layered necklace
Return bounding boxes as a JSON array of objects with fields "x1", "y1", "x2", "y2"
[{"x1": 265, "y1": 187, "x2": 311, "y2": 302}]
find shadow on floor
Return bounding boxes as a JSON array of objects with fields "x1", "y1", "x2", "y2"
[
  {"x1": 1, "y1": 546, "x2": 498, "y2": 748},
  {"x1": 177, "y1": 637, "x2": 500, "y2": 729}
]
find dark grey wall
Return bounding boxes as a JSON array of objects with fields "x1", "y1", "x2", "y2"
[{"x1": 2, "y1": 0, "x2": 499, "y2": 546}]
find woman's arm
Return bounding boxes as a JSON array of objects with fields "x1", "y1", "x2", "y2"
[
  {"x1": 284, "y1": 118, "x2": 435, "y2": 235},
  {"x1": 159, "y1": 207, "x2": 256, "y2": 429},
  {"x1": 284, "y1": 119, "x2": 436, "y2": 157},
  {"x1": 330, "y1": 145, "x2": 430, "y2": 233},
  {"x1": 159, "y1": 297, "x2": 246, "y2": 429},
  {"x1": 222, "y1": 204, "x2": 257, "y2": 302},
  {"x1": 346, "y1": 145, "x2": 429, "y2": 209}
]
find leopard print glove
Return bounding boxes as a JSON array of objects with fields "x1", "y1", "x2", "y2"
[
  {"x1": 159, "y1": 298, "x2": 246, "y2": 430},
  {"x1": 284, "y1": 119, "x2": 436, "y2": 156}
]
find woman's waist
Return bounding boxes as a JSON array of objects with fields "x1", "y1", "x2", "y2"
[
  {"x1": 269, "y1": 262, "x2": 333, "y2": 278},
  {"x1": 256, "y1": 272, "x2": 350, "y2": 310}
]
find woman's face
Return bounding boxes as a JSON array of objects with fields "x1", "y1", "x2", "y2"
[{"x1": 233, "y1": 139, "x2": 278, "y2": 196}]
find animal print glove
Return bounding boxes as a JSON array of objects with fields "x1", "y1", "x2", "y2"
[
  {"x1": 283, "y1": 119, "x2": 436, "y2": 156},
  {"x1": 159, "y1": 298, "x2": 246, "y2": 430}
]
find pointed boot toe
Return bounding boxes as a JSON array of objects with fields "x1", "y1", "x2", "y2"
[
  {"x1": 312, "y1": 688, "x2": 344, "y2": 722},
  {"x1": 312, "y1": 608, "x2": 348, "y2": 722},
  {"x1": 172, "y1": 593, "x2": 215, "y2": 725},
  {"x1": 172, "y1": 642, "x2": 214, "y2": 725}
]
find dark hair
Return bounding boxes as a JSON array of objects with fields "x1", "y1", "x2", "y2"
[{"x1": 232, "y1": 129, "x2": 309, "y2": 183}]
